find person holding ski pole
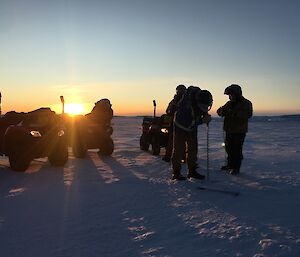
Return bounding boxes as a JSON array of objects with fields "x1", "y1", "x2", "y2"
[
  {"x1": 217, "y1": 84, "x2": 253, "y2": 175},
  {"x1": 162, "y1": 84, "x2": 186, "y2": 162},
  {"x1": 171, "y1": 86, "x2": 213, "y2": 180}
]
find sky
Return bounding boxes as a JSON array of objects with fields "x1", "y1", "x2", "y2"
[{"x1": 0, "y1": 0, "x2": 299, "y2": 116}]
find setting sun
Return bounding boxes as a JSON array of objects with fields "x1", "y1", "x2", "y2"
[{"x1": 64, "y1": 103, "x2": 85, "y2": 115}]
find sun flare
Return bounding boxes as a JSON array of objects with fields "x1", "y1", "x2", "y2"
[{"x1": 64, "y1": 103, "x2": 85, "y2": 115}]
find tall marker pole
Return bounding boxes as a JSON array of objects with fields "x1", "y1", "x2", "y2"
[
  {"x1": 153, "y1": 100, "x2": 156, "y2": 118},
  {"x1": 60, "y1": 95, "x2": 65, "y2": 114}
]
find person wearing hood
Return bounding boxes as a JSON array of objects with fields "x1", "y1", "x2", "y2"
[
  {"x1": 217, "y1": 84, "x2": 253, "y2": 175},
  {"x1": 171, "y1": 86, "x2": 213, "y2": 180}
]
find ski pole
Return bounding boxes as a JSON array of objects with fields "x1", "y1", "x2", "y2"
[
  {"x1": 206, "y1": 123, "x2": 210, "y2": 182},
  {"x1": 222, "y1": 129, "x2": 226, "y2": 164}
]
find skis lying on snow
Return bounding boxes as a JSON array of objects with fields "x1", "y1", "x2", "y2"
[
  {"x1": 197, "y1": 186, "x2": 240, "y2": 197},
  {"x1": 175, "y1": 178, "x2": 240, "y2": 197}
]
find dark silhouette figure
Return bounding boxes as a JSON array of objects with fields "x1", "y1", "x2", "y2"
[
  {"x1": 0, "y1": 108, "x2": 68, "y2": 171},
  {"x1": 86, "y1": 98, "x2": 113, "y2": 125},
  {"x1": 217, "y1": 84, "x2": 253, "y2": 175},
  {"x1": 70, "y1": 99, "x2": 114, "y2": 158},
  {"x1": 162, "y1": 85, "x2": 187, "y2": 162},
  {"x1": 171, "y1": 86, "x2": 213, "y2": 180}
]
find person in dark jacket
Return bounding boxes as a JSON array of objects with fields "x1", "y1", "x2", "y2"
[
  {"x1": 217, "y1": 84, "x2": 253, "y2": 175},
  {"x1": 171, "y1": 86, "x2": 213, "y2": 180},
  {"x1": 162, "y1": 85, "x2": 186, "y2": 162}
]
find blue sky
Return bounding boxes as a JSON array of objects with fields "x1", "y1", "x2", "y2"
[{"x1": 0, "y1": 0, "x2": 299, "y2": 115}]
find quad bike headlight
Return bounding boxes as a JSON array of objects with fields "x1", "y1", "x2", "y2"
[
  {"x1": 161, "y1": 128, "x2": 168, "y2": 133},
  {"x1": 30, "y1": 130, "x2": 42, "y2": 137},
  {"x1": 58, "y1": 129, "x2": 65, "y2": 137}
]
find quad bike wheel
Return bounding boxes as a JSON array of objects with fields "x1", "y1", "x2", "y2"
[
  {"x1": 71, "y1": 128, "x2": 87, "y2": 158},
  {"x1": 99, "y1": 137, "x2": 114, "y2": 156},
  {"x1": 151, "y1": 136, "x2": 160, "y2": 155},
  {"x1": 72, "y1": 138, "x2": 87, "y2": 158},
  {"x1": 48, "y1": 140, "x2": 68, "y2": 166},
  {"x1": 140, "y1": 133, "x2": 150, "y2": 151},
  {"x1": 8, "y1": 146, "x2": 31, "y2": 172}
]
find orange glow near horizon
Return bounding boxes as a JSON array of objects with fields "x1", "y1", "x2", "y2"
[
  {"x1": 2, "y1": 101, "x2": 300, "y2": 117},
  {"x1": 1, "y1": 86, "x2": 299, "y2": 117}
]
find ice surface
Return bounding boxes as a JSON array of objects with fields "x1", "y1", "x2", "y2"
[{"x1": 0, "y1": 117, "x2": 299, "y2": 257}]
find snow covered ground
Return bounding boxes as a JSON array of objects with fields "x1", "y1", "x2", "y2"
[{"x1": 0, "y1": 116, "x2": 299, "y2": 257}]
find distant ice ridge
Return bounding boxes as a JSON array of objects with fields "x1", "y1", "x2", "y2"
[{"x1": 251, "y1": 115, "x2": 300, "y2": 122}]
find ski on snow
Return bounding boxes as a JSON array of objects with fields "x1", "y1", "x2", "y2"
[
  {"x1": 197, "y1": 186, "x2": 240, "y2": 197},
  {"x1": 172, "y1": 178, "x2": 240, "y2": 197}
]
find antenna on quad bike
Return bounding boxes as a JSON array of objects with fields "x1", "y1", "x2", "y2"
[
  {"x1": 60, "y1": 95, "x2": 65, "y2": 114},
  {"x1": 153, "y1": 100, "x2": 156, "y2": 118}
]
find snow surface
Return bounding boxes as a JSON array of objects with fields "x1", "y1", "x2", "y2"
[{"x1": 0, "y1": 117, "x2": 299, "y2": 257}]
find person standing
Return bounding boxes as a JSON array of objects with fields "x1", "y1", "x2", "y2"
[
  {"x1": 217, "y1": 84, "x2": 253, "y2": 175},
  {"x1": 162, "y1": 84, "x2": 186, "y2": 162},
  {"x1": 171, "y1": 86, "x2": 213, "y2": 180}
]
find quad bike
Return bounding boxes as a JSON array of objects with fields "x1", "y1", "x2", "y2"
[
  {"x1": 0, "y1": 108, "x2": 68, "y2": 172},
  {"x1": 68, "y1": 116, "x2": 114, "y2": 158},
  {"x1": 64, "y1": 98, "x2": 114, "y2": 158},
  {"x1": 140, "y1": 100, "x2": 171, "y2": 155}
]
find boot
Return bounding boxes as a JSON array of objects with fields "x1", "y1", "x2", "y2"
[
  {"x1": 187, "y1": 169, "x2": 205, "y2": 180},
  {"x1": 162, "y1": 156, "x2": 171, "y2": 162},
  {"x1": 229, "y1": 168, "x2": 240, "y2": 175},
  {"x1": 221, "y1": 165, "x2": 231, "y2": 171},
  {"x1": 172, "y1": 171, "x2": 186, "y2": 181}
]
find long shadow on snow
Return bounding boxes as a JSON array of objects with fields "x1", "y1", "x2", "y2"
[
  {"x1": 0, "y1": 158, "x2": 50, "y2": 198},
  {"x1": 45, "y1": 153, "x2": 142, "y2": 257},
  {"x1": 104, "y1": 152, "x2": 300, "y2": 257},
  {"x1": 100, "y1": 156, "x2": 257, "y2": 257},
  {"x1": 0, "y1": 163, "x2": 73, "y2": 257}
]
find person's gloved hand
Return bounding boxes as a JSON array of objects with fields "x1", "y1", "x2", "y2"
[
  {"x1": 217, "y1": 107, "x2": 224, "y2": 116},
  {"x1": 202, "y1": 114, "x2": 212, "y2": 124}
]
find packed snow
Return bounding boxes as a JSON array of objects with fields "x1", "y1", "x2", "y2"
[{"x1": 0, "y1": 116, "x2": 299, "y2": 257}]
